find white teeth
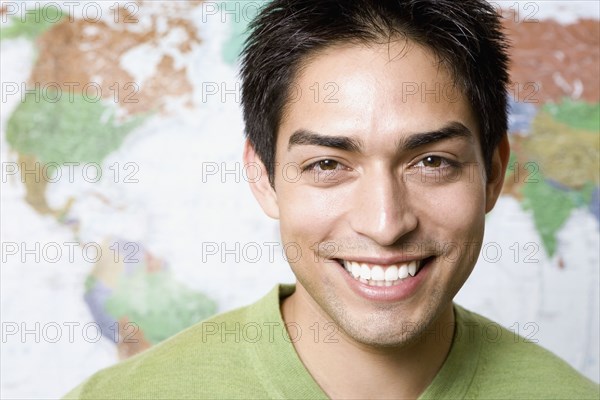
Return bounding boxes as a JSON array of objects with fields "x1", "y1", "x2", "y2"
[
  {"x1": 384, "y1": 265, "x2": 398, "y2": 281},
  {"x1": 342, "y1": 259, "x2": 423, "y2": 285},
  {"x1": 360, "y1": 264, "x2": 371, "y2": 280},
  {"x1": 408, "y1": 261, "x2": 417, "y2": 277},
  {"x1": 351, "y1": 263, "x2": 361, "y2": 278},
  {"x1": 398, "y1": 264, "x2": 409, "y2": 279},
  {"x1": 370, "y1": 266, "x2": 384, "y2": 281}
]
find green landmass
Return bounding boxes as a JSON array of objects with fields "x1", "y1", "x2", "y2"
[
  {"x1": 6, "y1": 90, "x2": 144, "y2": 164},
  {"x1": 543, "y1": 99, "x2": 600, "y2": 133},
  {"x1": 1, "y1": 7, "x2": 66, "y2": 40},
  {"x1": 105, "y1": 269, "x2": 217, "y2": 344},
  {"x1": 523, "y1": 105, "x2": 599, "y2": 189},
  {"x1": 522, "y1": 176, "x2": 594, "y2": 256}
]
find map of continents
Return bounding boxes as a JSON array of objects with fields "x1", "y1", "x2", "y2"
[
  {"x1": 1, "y1": 0, "x2": 598, "y2": 381},
  {"x1": 2, "y1": 2, "x2": 218, "y2": 359},
  {"x1": 502, "y1": 15, "x2": 599, "y2": 258}
]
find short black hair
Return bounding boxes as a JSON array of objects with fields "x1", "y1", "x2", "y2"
[{"x1": 240, "y1": 0, "x2": 510, "y2": 185}]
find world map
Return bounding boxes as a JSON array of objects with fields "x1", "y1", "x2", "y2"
[{"x1": 1, "y1": 1, "x2": 598, "y2": 398}]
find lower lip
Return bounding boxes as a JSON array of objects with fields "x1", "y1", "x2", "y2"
[{"x1": 338, "y1": 259, "x2": 431, "y2": 302}]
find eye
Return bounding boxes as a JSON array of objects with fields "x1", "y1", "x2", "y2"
[
  {"x1": 317, "y1": 159, "x2": 339, "y2": 171},
  {"x1": 421, "y1": 156, "x2": 443, "y2": 168},
  {"x1": 302, "y1": 159, "x2": 345, "y2": 172},
  {"x1": 301, "y1": 158, "x2": 353, "y2": 185},
  {"x1": 415, "y1": 155, "x2": 449, "y2": 169}
]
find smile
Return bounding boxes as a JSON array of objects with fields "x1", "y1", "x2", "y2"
[{"x1": 336, "y1": 258, "x2": 429, "y2": 287}]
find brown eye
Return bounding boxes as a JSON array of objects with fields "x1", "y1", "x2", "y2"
[
  {"x1": 422, "y1": 156, "x2": 442, "y2": 168},
  {"x1": 319, "y1": 160, "x2": 339, "y2": 170}
]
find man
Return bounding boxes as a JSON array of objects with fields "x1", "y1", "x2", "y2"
[{"x1": 66, "y1": 0, "x2": 599, "y2": 398}]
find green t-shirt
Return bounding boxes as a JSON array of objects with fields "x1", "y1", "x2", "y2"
[{"x1": 65, "y1": 284, "x2": 599, "y2": 399}]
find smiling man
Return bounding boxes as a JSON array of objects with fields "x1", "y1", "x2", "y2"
[
  {"x1": 244, "y1": 39, "x2": 496, "y2": 398},
  {"x1": 65, "y1": 1, "x2": 599, "y2": 399}
]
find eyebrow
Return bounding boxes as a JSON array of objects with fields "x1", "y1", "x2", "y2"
[
  {"x1": 288, "y1": 129, "x2": 363, "y2": 152},
  {"x1": 287, "y1": 122, "x2": 472, "y2": 153},
  {"x1": 399, "y1": 122, "x2": 473, "y2": 150}
]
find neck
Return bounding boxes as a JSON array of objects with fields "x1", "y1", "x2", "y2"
[{"x1": 281, "y1": 284, "x2": 455, "y2": 400}]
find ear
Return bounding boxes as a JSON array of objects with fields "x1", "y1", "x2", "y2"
[
  {"x1": 485, "y1": 133, "x2": 510, "y2": 213},
  {"x1": 243, "y1": 139, "x2": 280, "y2": 219}
]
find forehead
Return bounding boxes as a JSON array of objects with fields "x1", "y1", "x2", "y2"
[{"x1": 278, "y1": 41, "x2": 479, "y2": 150}]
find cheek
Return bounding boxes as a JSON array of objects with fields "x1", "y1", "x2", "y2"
[
  {"x1": 411, "y1": 180, "x2": 486, "y2": 240},
  {"x1": 276, "y1": 185, "x2": 342, "y2": 250},
  {"x1": 276, "y1": 188, "x2": 345, "y2": 292}
]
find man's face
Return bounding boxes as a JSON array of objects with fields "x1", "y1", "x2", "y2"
[{"x1": 249, "y1": 41, "x2": 506, "y2": 347}]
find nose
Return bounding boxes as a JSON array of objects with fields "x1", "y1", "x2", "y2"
[{"x1": 349, "y1": 168, "x2": 418, "y2": 246}]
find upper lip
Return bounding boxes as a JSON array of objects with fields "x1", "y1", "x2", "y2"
[{"x1": 334, "y1": 255, "x2": 431, "y2": 266}]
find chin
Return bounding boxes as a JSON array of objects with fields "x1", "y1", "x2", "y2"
[{"x1": 308, "y1": 280, "x2": 450, "y2": 349}]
